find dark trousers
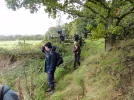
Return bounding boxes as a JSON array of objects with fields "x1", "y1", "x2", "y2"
[
  {"x1": 74, "y1": 54, "x2": 80, "y2": 68},
  {"x1": 47, "y1": 72, "x2": 54, "y2": 90}
]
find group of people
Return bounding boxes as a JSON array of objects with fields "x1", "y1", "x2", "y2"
[
  {"x1": 42, "y1": 33, "x2": 81, "y2": 95},
  {"x1": 0, "y1": 33, "x2": 81, "y2": 100}
]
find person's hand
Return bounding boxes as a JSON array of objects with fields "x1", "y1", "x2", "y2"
[
  {"x1": 75, "y1": 46, "x2": 77, "y2": 49},
  {"x1": 42, "y1": 44, "x2": 44, "y2": 48}
]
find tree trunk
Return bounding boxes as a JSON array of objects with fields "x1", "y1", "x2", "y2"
[{"x1": 105, "y1": 34, "x2": 117, "y2": 51}]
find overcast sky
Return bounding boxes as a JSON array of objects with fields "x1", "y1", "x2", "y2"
[{"x1": 0, "y1": 0, "x2": 71, "y2": 36}]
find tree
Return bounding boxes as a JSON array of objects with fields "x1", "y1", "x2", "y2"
[
  {"x1": 5, "y1": 0, "x2": 134, "y2": 51},
  {"x1": 75, "y1": 16, "x2": 97, "y2": 38}
]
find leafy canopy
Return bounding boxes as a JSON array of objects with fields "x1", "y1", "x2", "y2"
[{"x1": 5, "y1": 0, "x2": 134, "y2": 39}]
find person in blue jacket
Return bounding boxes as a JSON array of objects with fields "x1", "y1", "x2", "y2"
[
  {"x1": 0, "y1": 84, "x2": 20, "y2": 100},
  {"x1": 42, "y1": 42, "x2": 57, "y2": 95}
]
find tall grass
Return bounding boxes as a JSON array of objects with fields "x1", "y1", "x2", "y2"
[
  {"x1": 0, "y1": 41, "x2": 76, "y2": 100},
  {"x1": 2, "y1": 39, "x2": 133, "y2": 100},
  {"x1": 0, "y1": 39, "x2": 105, "y2": 100}
]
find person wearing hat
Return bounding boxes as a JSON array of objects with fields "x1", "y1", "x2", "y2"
[
  {"x1": 42, "y1": 42, "x2": 57, "y2": 95},
  {"x1": 0, "y1": 84, "x2": 20, "y2": 100},
  {"x1": 73, "y1": 42, "x2": 81, "y2": 70}
]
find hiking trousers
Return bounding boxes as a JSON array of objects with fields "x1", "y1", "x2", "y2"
[
  {"x1": 74, "y1": 54, "x2": 80, "y2": 68},
  {"x1": 47, "y1": 72, "x2": 54, "y2": 90}
]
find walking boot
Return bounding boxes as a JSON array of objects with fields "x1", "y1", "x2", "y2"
[{"x1": 45, "y1": 88, "x2": 51, "y2": 92}]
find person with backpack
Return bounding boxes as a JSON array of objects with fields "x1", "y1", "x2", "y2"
[
  {"x1": 73, "y1": 42, "x2": 81, "y2": 70},
  {"x1": 0, "y1": 84, "x2": 20, "y2": 100},
  {"x1": 74, "y1": 33, "x2": 79, "y2": 42},
  {"x1": 57, "y1": 30, "x2": 65, "y2": 43},
  {"x1": 42, "y1": 42, "x2": 57, "y2": 95}
]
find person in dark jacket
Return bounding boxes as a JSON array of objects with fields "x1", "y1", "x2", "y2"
[
  {"x1": 74, "y1": 34, "x2": 79, "y2": 42},
  {"x1": 42, "y1": 42, "x2": 57, "y2": 95},
  {"x1": 0, "y1": 84, "x2": 20, "y2": 100},
  {"x1": 57, "y1": 30, "x2": 65, "y2": 43},
  {"x1": 73, "y1": 42, "x2": 81, "y2": 70}
]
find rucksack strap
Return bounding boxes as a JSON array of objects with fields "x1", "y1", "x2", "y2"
[
  {"x1": 0, "y1": 85, "x2": 10, "y2": 100},
  {"x1": 0, "y1": 84, "x2": 3, "y2": 100},
  {"x1": 2, "y1": 87, "x2": 10, "y2": 99}
]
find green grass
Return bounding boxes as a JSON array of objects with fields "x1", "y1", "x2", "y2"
[
  {"x1": 1, "y1": 39, "x2": 134, "y2": 100},
  {"x1": 0, "y1": 40, "x2": 42, "y2": 49},
  {"x1": 49, "y1": 39, "x2": 134, "y2": 100},
  {"x1": 0, "y1": 39, "x2": 105, "y2": 100}
]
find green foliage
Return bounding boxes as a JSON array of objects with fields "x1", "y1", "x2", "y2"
[
  {"x1": 0, "y1": 47, "x2": 9, "y2": 54},
  {"x1": 0, "y1": 39, "x2": 75, "y2": 99},
  {"x1": 81, "y1": 39, "x2": 104, "y2": 58},
  {"x1": 75, "y1": 17, "x2": 95, "y2": 36},
  {"x1": 1, "y1": 38, "x2": 134, "y2": 100},
  {"x1": 91, "y1": 23, "x2": 105, "y2": 39},
  {"x1": 107, "y1": 25, "x2": 123, "y2": 34},
  {"x1": 23, "y1": 58, "x2": 44, "y2": 75},
  {"x1": 100, "y1": 51, "x2": 125, "y2": 72},
  {"x1": 5, "y1": 0, "x2": 134, "y2": 40},
  {"x1": 34, "y1": 73, "x2": 46, "y2": 99},
  {"x1": 45, "y1": 23, "x2": 73, "y2": 39},
  {"x1": 45, "y1": 27, "x2": 60, "y2": 38},
  {"x1": 86, "y1": 24, "x2": 93, "y2": 30},
  {"x1": 56, "y1": 74, "x2": 72, "y2": 91}
]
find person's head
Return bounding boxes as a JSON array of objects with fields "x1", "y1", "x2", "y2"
[
  {"x1": 57, "y1": 30, "x2": 62, "y2": 34},
  {"x1": 74, "y1": 42, "x2": 79, "y2": 47},
  {"x1": 44, "y1": 42, "x2": 52, "y2": 51}
]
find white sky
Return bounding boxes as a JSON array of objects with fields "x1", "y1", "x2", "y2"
[{"x1": 0, "y1": 0, "x2": 71, "y2": 36}]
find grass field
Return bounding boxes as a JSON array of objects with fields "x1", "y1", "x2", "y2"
[{"x1": 0, "y1": 40, "x2": 42, "y2": 49}]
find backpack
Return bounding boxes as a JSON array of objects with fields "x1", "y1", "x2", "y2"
[
  {"x1": 60, "y1": 35, "x2": 64, "y2": 41},
  {"x1": 55, "y1": 52, "x2": 63, "y2": 66},
  {"x1": 0, "y1": 84, "x2": 2, "y2": 100},
  {"x1": 0, "y1": 85, "x2": 10, "y2": 100},
  {"x1": 74, "y1": 34, "x2": 79, "y2": 41}
]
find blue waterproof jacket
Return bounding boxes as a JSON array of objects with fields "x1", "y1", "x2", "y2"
[
  {"x1": 0, "y1": 85, "x2": 20, "y2": 100},
  {"x1": 42, "y1": 46, "x2": 57, "y2": 73}
]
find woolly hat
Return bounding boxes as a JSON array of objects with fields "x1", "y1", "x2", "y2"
[{"x1": 44, "y1": 42, "x2": 52, "y2": 48}]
